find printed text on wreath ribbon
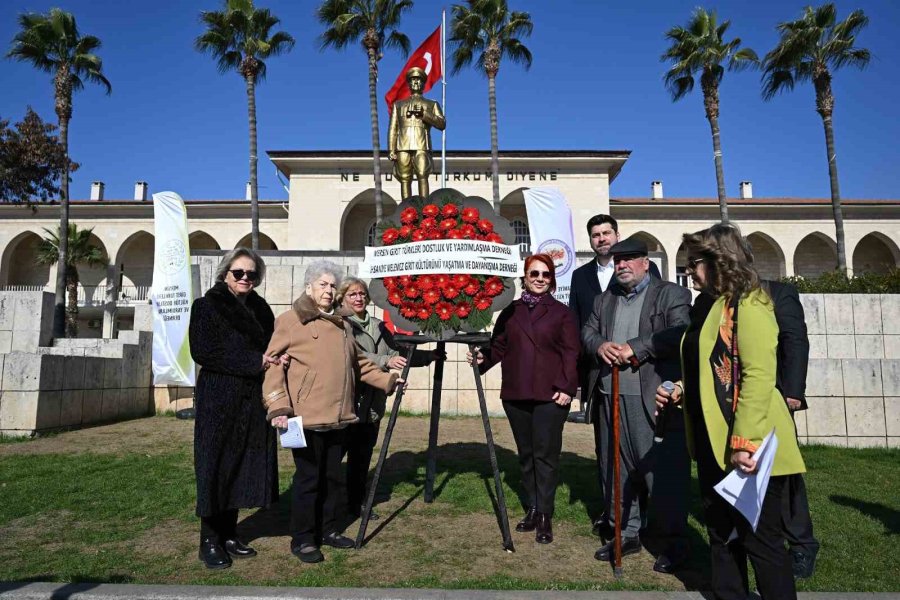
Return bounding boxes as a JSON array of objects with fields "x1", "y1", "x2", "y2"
[{"x1": 358, "y1": 240, "x2": 524, "y2": 278}]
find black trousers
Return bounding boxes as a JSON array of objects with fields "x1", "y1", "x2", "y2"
[
  {"x1": 290, "y1": 428, "x2": 347, "y2": 548},
  {"x1": 346, "y1": 420, "x2": 381, "y2": 512},
  {"x1": 590, "y1": 396, "x2": 608, "y2": 518},
  {"x1": 502, "y1": 399, "x2": 570, "y2": 515},
  {"x1": 783, "y1": 473, "x2": 819, "y2": 555},
  {"x1": 200, "y1": 509, "x2": 238, "y2": 544},
  {"x1": 697, "y1": 439, "x2": 796, "y2": 600}
]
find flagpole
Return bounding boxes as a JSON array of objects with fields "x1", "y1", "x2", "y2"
[{"x1": 441, "y1": 8, "x2": 447, "y2": 190}]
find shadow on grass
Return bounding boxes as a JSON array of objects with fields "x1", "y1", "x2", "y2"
[{"x1": 830, "y1": 494, "x2": 899, "y2": 536}]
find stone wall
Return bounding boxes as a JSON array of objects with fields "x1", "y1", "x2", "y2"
[{"x1": 0, "y1": 291, "x2": 153, "y2": 437}]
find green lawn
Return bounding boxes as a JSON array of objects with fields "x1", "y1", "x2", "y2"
[{"x1": 0, "y1": 416, "x2": 896, "y2": 591}]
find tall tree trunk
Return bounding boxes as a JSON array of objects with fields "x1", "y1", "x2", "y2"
[
  {"x1": 246, "y1": 75, "x2": 259, "y2": 250},
  {"x1": 488, "y1": 74, "x2": 500, "y2": 211},
  {"x1": 65, "y1": 269, "x2": 78, "y2": 338},
  {"x1": 821, "y1": 114, "x2": 846, "y2": 273},
  {"x1": 53, "y1": 87, "x2": 71, "y2": 339},
  {"x1": 707, "y1": 112, "x2": 728, "y2": 224},
  {"x1": 368, "y1": 47, "x2": 384, "y2": 225}
]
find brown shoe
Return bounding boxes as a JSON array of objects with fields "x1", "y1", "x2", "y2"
[
  {"x1": 515, "y1": 507, "x2": 538, "y2": 532},
  {"x1": 535, "y1": 512, "x2": 553, "y2": 544}
]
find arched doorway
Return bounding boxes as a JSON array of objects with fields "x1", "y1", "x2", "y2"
[
  {"x1": 747, "y1": 232, "x2": 786, "y2": 280},
  {"x1": 630, "y1": 231, "x2": 668, "y2": 279},
  {"x1": 189, "y1": 230, "x2": 221, "y2": 251},
  {"x1": 794, "y1": 233, "x2": 837, "y2": 278},
  {"x1": 339, "y1": 189, "x2": 398, "y2": 250},
  {"x1": 852, "y1": 232, "x2": 899, "y2": 275},
  {"x1": 1, "y1": 230, "x2": 51, "y2": 287},
  {"x1": 235, "y1": 233, "x2": 277, "y2": 250},
  {"x1": 115, "y1": 231, "x2": 155, "y2": 290},
  {"x1": 76, "y1": 231, "x2": 110, "y2": 308}
]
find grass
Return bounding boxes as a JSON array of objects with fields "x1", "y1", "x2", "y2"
[{"x1": 0, "y1": 417, "x2": 897, "y2": 592}]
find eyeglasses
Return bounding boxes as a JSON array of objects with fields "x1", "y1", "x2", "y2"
[
  {"x1": 684, "y1": 258, "x2": 705, "y2": 271},
  {"x1": 346, "y1": 292, "x2": 368, "y2": 299},
  {"x1": 228, "y1": 269, "x2": 258, "y2": 282},
  {"x1": 528, "y1": 270, "x2": 552, "y2": 279}
]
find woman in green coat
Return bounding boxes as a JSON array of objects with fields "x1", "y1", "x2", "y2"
[{"x1": 656, "y1": 224, "x2": 804, "y2": 600}]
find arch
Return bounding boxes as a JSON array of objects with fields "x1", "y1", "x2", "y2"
[
  {"x1": 189, "y1": 230, "x2": 221, "y2": 251},
  {"x1": 852, "y1": 232, "x2": 900, "y2": 275},
  {"x1": 630, "y1": 231, "x2": 667, "y2": 277},
  {"x1": 793, "y1": 232, "x2": 837, "y2": 278},
  {"x1": 115, "y1": 231, "x2": 155, "y2": 289},
  {"x1": 1, "y1": 230, "x2": 51, "y2": 287},
  {"x1": 339, "y1": 189, "x2": 398, "y2": 250},
  {"x1": 746, "y1": 231, "x2": 786, "y2": 280},
  {"x1": 235, "y1": 233, "x2": 277, "y2": 250},
  {"x1": 499, "y1": 187, "x2": 527, "y2": 223},
  {"x1": 75, "y1": 231, "x2": 110, "y2": 307}
]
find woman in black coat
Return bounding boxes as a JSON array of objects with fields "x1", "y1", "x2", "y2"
[{"x1": 189, "y1": 247, "x2": 280, "y2": 570}]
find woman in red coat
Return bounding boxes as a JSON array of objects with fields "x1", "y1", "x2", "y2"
[{"x1": 468, "y1": 254, "x2": 581, "y2": 544}]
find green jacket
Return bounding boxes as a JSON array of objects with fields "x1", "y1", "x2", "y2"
[{"x1": 684, "y1": 290, "x2": 806, "y2": 477}]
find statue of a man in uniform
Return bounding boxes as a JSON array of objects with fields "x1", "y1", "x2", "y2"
[{"x1": 388, "y1": 66, "x2": 446, "y2": 199}]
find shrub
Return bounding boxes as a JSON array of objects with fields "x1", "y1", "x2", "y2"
[{"x1": 782, "y1": 270, "x2": 900, "y2": 293}]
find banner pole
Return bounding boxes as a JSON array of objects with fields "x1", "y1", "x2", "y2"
[{"x1": 441, "y1": 9, "x2": 447, "y2": 190}]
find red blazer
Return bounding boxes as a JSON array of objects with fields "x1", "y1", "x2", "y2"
[{"x1": 480, "y1": 296, "x2": 581, "y2": 401}]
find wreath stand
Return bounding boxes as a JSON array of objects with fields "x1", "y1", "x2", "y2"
[{"x1": 354, "y1": 332, "x2": 516, "y2": 553}]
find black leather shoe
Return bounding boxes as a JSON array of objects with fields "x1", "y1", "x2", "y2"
[
  {"x1": 224, "y1": 538, "x2": 257, "y2": 558},
  {"x1": 515, "y1": 507, "x2": 538, "y2": 533},
  {"x1": 322, "y1": 532, "x2": 355, "y2": 549},
  {"x1": 594, "y1": 536, "x2": 641, "y2": 561},
  {"x1": 653, "y1": 553, "x2": 684, "y2": 574},
  {"x1": 791, "y1": 549, "x2": 817, "y2": 579},
  {"x1": 199, "y1": 539, "x2": 232, "y2": 570},
  {"x1": 535, "y1": 512, "x2": 553, "y2": 544},
  {"x1": 292, "y1": 544, "x2": 324, "y2": 564},
  {"x1": 592, "y1": 513, "x2": 613, "y2": 538}
]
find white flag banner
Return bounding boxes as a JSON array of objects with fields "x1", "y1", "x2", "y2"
[
  {"x1": 150, "y1": 191, "x2": 195, "y2": 386},
  {"x1": 523, "y1": 187, "x2": 577, "y2": 304},
  {"x1": 358, "y1": 239, "x2": 523, "y2": 278}
]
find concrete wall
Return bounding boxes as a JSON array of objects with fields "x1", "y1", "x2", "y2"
[{"x1": 0, "y1": 292, "x2": 153, "y2": 437}]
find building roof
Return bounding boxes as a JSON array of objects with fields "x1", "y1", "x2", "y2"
[
  {"x1": 611, "y1": 197, "x2": 899, "y2": 206},
  {"x1": 267, "y1": 149, "x2": 632, "y2": 158}
]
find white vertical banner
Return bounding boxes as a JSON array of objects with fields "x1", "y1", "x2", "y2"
[
  {"x1": 523, "y1": 187, "x2": 577, "y2": 305},
  {"x1": 150, "y1": 191, "x2": 195, "y2": 386}
]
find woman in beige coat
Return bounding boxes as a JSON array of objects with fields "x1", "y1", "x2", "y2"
[{"x1": 264, "y1": 260, "x2": 401, "y2": 564}]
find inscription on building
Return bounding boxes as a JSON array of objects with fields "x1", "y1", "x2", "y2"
[{"x1": 339, "y1": 170, "x2": 558, "y2": 182}]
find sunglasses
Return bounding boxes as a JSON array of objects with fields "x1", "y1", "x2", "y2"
[
  {"x1": 684, "y1": 258, "x2": 705, "y2": 271},
  {"x1": 228, "y1": 269, "x2": 259, "y2": 282},
  {"x1": 528, "y1": 270, "x2": 552, "y2": 279},
  {"x1": 346, "y1": 291, "x2": 368, "y2": 299}
]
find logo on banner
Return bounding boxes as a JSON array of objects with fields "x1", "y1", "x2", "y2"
[
  {"x1": 160, "y1": 239, "x2": 188, "y2": 275},
  {"x1": 537, "y1": 238, "x2": 574, "y2": 276}
]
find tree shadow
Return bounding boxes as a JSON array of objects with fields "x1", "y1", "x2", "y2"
[{"x1": 830, "y1": 494, "x2": 899, "y2": 536}]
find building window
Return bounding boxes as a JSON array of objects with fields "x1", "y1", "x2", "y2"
[
  {"x1": 366, "y1": 221, "x2": 377, "y2": 248},
  {"x1": 511, "y1": 219, "x2": 530, "y2": 255}
]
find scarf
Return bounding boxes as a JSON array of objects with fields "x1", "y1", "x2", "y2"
[
  {"x1": 520, "y1": 290, "x2": 546, "y2": 309},
  {"x1": 710, "y1": 296, "x2": 741, "y2": 438}
]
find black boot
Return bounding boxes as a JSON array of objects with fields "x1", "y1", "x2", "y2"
[
  {"x1": 535, "y1": 512, "x2": 553, "y2": 544},
  {"x1": 199, "y1": 538, "x2": 232, "y2": 570},
  {"x1": 515, "y1": 507, "x2": 538, "y2": 532}
]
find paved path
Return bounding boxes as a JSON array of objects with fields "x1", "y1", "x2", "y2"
[{"x1": 2, "y1": 583, "x2": 899, "y2": 600}]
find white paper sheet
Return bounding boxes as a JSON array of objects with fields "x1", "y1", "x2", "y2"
[
  {"x1": 279, "y1": 416, "x2": 307, "y2": 449},
  {"x1": 713, "y1": 428, "x2": 779, "y2": 531}
]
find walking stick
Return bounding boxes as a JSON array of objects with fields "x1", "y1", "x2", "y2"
[{"x1": 611, "y1": 364, "x2": 623, "y2": 578}]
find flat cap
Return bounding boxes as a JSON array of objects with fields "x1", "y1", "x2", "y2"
[{"x1": 609, "y1": 236, "x2": 649, "y2": 258}]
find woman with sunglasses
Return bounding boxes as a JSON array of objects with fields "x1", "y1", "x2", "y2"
[
  {"x1": 336, "y1": 277, "x2": 442, "y2": 519},
  {"x1": 189, "y1": 247, "x2": 282, "y2": 570},
  {"x1": 656, "y1": 224, "x2": 805, "y2": 599},
  {"x1": 467, "y1": 254, "x2": 581, "y2": 544}
]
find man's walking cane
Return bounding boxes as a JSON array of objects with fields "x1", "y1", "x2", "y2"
[{"x1": 611, "y1": 364, "x2": 623, "y2": 578}]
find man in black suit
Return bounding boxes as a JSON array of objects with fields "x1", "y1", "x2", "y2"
[
  {"x1": 765, "y1": 279, "x2": 819, "y2": 579},
  {"x1": 568, "y1": 214, "x2": 661, "y2": 537}
]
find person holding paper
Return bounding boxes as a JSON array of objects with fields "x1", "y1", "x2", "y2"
[
  {"x1": 189, "y1": 248, "x2": 280, "y2": 570},
  {"x1": 263, "y1": 261, "x2": 403, "y2": 565},
  {"x1": 467, "y1": 254, "x2": 581, "y2": 545},
  {"x1": 337, "y1": 276, "x2": 441, "y2": 519},
  {"x1": 656, "y1": 224, "x2": 806, "y2": 600}
]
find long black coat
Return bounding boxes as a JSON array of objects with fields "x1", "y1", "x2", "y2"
[{"x1": 189, "y1": 282, "x2": 277, "y2": 517}]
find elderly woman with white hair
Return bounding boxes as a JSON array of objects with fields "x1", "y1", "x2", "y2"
[{"x1": 263, "y1": 260, "x2": 403, "y2": 564}]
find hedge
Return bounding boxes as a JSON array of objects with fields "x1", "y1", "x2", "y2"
[{"x1": 782, "y1": 270, "x2": 900, "y2": 293}]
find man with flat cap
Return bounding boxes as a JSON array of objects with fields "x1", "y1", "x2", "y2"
[
  {"x1": 388, "y1": 66, "x2": 446, "y2": 199},
  {"x1": 581, "y1": 236, "x2": 692, "y2": 573}
]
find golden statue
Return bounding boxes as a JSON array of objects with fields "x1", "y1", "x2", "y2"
[{"x1": 388, "y1": 67, "x2": 446, "y2": 199}]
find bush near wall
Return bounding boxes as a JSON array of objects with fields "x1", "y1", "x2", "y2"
[{"x1": 783, "y1": 270, "x2": 900, "y2": 293}]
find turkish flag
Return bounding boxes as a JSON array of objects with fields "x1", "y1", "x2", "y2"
[{"x1": 384, "y1": 25, "x2": 442, "y2": 113}]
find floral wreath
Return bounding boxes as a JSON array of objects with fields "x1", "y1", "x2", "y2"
[{"x1": 367, "y1": 191, "x2": 517, "y2": 338}]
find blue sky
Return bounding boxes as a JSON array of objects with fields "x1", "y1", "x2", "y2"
[{"x1": 1, "y1": 0, "x2": 897, "y2": 201}]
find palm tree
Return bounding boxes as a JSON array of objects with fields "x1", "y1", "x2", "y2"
[
  {"x1": 7, "y1": 8, "x2": 111, "y2": 338},
  {"x1": 196, "y1": 0, "x2": 295, "y2": 250},
  {"x1": 450, "y1": 0, "x2": 532, "y2": 211},
  {"x1": 317, "y1": 0, "x2": 413, "y2": 226},
  {"x1": 661, "y1": 8, "x2": 757, "y2": 223},
  {"x1": 762, "y1": 3, "x2": 870, "y2": 274},
  {"x1": 36, "y1": 224, "x2": 107, "y2": 338}
]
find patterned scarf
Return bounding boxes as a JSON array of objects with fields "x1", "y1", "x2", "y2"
[
  {"x1": 710, "y1": 296, "x2": 741, "y2": 435},
  {"x1": 520, "y1": 290, "x2": 546, "y2": 309}
]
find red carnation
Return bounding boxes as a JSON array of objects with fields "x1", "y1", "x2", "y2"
[
  {"x1": 399, "y1": 225, "x2": 412, "y2": 238},
  {"x1": 451, "y1": 274, "x2": 470, "y2": 288},
  {"x1": 487, "y1": 232, "x2": 504, "y2": 243},
  {"x1": 422, "y1": 289, "x2": 441, "y2": 305},
  {"x1": 412, "y1": 229, "x2": 427, "y2": 242},
  {"x1": 476, "y1": 219, "x2": 494, "y2": 234},
  {"x1": 484, "y1": 276, "x2": 505, "y2": 297},
  {"x1": 455, "y1": 301, "x2": 472, "y2": 318},
  {"x1": 427, "y1": 229, "x2": 443, "y2": 240},
  {"x1": 440, "y1": 218, "x2": 457, "y2": 231},
  {"x1": 441, "y1": 203, "x2": 459, "y2": 217},
  {"x1": 400, "y1": 207, "x2": 419, "y2": 225},
  {"x1": 460, "y1": 223, "x2": 476, "y2": 239},
  {"x1": 435, "y1": 302, "x2": 454, "y2": 321},
  {"x1": 420, "y1": 217, "x2": 437, "y2": 230},
  {"x1": 382, "y1": 228, "x2": 400, "y2": 244},
  {"x1": 434, "y1": 274, "x2": 451, "y2": 289},
  {"x1": 447, "y1": 229, "x2": 464, "y2": 239},
  {"x1": 422, "y1": 204, "x2": 440, "y2": 217},
  {"x1": 417, "y1": 275, "x2": 435, "y2": 290},
  {"x1": 463, "y1": 280, "x2": 480, "y2": 296},
  {"x1": 384, "y1": 276, "x2": 398, "y2": 290},
  {"x1": 461, "y1": 206, "x2": 480, "y2": 223},
  {"x1": 388, "y1": 290, "x2": 404, "y2": 306},
  {"x1": 442, "y1": 285, "x2": 460, "y2": 299},
  {"x1": 404, "y1": 286, "x2": 421, "y2": 299},
  {"x1": 474, "y1": 294, "x2": 493, "y2": 311},
  {"x1": 417, "y1": 305, "x2": 432, "y2": 320},
  {"x1": 400, "y1": 303, "x2": 417, "y2": 318},
  {"x1": 399, "y1": 275, "x2": 413, "y2": 287}
]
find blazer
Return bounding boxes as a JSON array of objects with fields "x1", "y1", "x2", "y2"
[
  {"x1": 764, "y1": 280, "x2": 810, "y2": 410},
  {"x1": 569, "y1": 258, "x2": 663, "y2": 330},
  {"x1": 479, "y1": 295, "x2": 581, "y2": 401},
  {"x1": 580, "y1": 276, "x2": 690, "y2": 424},
  {"x1": 685, "y1": 290, "x2": 805, "y2": 476}
]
